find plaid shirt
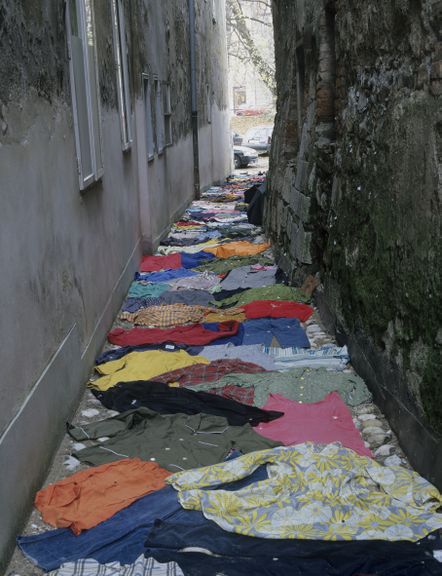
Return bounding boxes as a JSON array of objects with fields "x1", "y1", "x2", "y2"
[
  {"x1": 119, "y1": 304, "x2": 208, "y2": 328},
  {"x1": 204, "y1": 384, "x2": 255, "y2": 406},
  {"x1": 154, "y1": 359, "x2": 265, "y2": 386},
  {"x1": 50, "y1": 555, "x2": 183, "y2": 575}
]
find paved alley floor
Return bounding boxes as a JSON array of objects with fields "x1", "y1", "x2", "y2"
[{"x1": 7, "y1": 173, "x2": 441, "y2": 576}]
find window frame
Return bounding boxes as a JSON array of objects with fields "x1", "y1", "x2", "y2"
[
  {"x1": 155, "y1": 78, "x2": 165, "y2": 155},
  {"x1": 142, "y1": 73, "x2": 155, "y2": 162},
  {"x1": 66, "y1": 0, "x2": 104, "y2": 191},
  {"x1": 111, "y1": 0, "x2": 132, "y2": 151},
  {"x1": 163, "y1": 82, "x2": 172, "y2": 147}
]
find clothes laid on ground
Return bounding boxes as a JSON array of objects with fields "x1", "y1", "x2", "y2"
[
  {"x1": 264, "y1": 344, "x2": 350, "y2": 370},
  {"x1": 146, "y1": 520, "x2": 442, "y2": 576},
  {"x1": 242, "y1": 318, "x2": 310, "y2": 348},
  {"x1": 120, "y1": 305, "x2": 208, "y2": 328},
  {"x1": 17, "y1": 456, "x2": 268, "y2": 570},
  {"x1": 128, "y1": 283, "x2": 170, "y2": 299},
  {"x1": 189, "y1": 367, "x2": 372, "y2": 407},
  {"x1": 152, "y1": 359, "x2": 266, "y2": 387},
  {"x1": 166, "y1": 271, "x2": 221, "y2": 292},
  {"x1": 49, "y1": 555, "x2": 184, "y2": 576},
  {"x1": 107, "y1": 321, "x2": 241, "y2": 347},
  {"x1": 95, "y1": 343, "x2": 194, "y2": 365},
  {"x1": 134, "y1": 269, "x2": 197, "y2": 283},
  {"x1": 195, "y1": 254, "x2": 274, "y2": 274},
  {"x1": 180, "y1": 251, "x2": 216, "y2": 268},
  {"x1": 158, "y1": 241, "x2": 220, "y2": 255},
  {"x1": 201, "y1": 384, "x2": 255, "y2": 406},
  {"x1": 204, "y1": 241, "x2": 270, "y2": 259},
  {"x1": 68, "y1": 408, "x2": 280, "y2": 470},
  {"x1": 168, "y1": 442, "x2": 442, "y2": 541},
  {"x1": 242, "y1": 300, "x2": 314, "y2": 321},
  {"x1": 18, "y1": 472, "x2": 442, "y2": 575},
  {"x1": 89, "y1": 350, "x2": 209, "y2": 392},
  {"x1": 202, "y1": 307, "x2": 246, "y2": 323},
  {"x1": 158, "y1": 289, "x2": 213, "y2": 307},
  {"x1": 35, "y1": 459, "x2": 170, "y2": 535},
  {"x1": 121, "y1": 297, "x2": 162, "y2": 314},
  {"x1": 254, "y1": 392, "x2": 371, "y2": 457},
  {"x1": 139, "y1": 254, "x2": 182, "y2": 272},
  {"x1": 218, "y1": 265, "x2": 277, "y2": 291},
  {"x1": 199, "y1": 344, "x2": 278, "y2": 370},
  {"x1": 92, "y1": 381, "x2": 283, "y2": 426},
  {"x1": 214, "y1": 284, "x2": 310, "y2": 308}
]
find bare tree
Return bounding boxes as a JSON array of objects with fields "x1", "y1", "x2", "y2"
[{"x1": 226, "y1": 0, "x2": 276, "y2": 96}]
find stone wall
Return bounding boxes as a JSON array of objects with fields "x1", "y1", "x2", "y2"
[{"x1": 267, "y1": 0, "x2": 442, "y2": 486}]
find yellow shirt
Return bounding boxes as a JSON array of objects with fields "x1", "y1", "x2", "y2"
[{"x1": 90, "y1": 350, "x2": 210, "y2": 391}]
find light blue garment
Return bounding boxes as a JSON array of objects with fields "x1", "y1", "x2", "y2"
[
  {"x1": 134, "y1": 269, "x2": 197, "y2": 283},
  {"x1": 200, "y1": 344, "x2": 278, "y2": 370},
  {"x1": 263, "y1": 345, "x2": 350, "y2": 370}
]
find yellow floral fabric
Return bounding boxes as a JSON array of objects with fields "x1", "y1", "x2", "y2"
[
  {"x1": 90, "y1": 350, "x2": 209, "y2": 392},
  {"x1": 168, "y1": 443, "x2": 442, "y2": 542}
]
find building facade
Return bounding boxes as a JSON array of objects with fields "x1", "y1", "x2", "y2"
[
  {"x1": 0, "y1": 0, "x2": 230, "y2": 567},
  {"x1": 267, "y1": 0, "x2": 442, "y2": 487}
]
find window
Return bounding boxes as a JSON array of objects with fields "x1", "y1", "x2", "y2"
[
  {"x1": 142, "y1": 74, "x2": 154, "y2": 161},
  {"x1": 155, "y1": 79, "x2": 165, "y2": 154},
  {"x1": 111, "y1": 0, "x2": 132, "y2": 150},
  {"x1": 66, "y1": 0, "x2": 103, "y2": 190},
  {"x1": 206, "y1": 84, "x2": 212, "y2": 124},
  {"x1": 163, "y1": 83, "x2": 172, "y2": 147}
]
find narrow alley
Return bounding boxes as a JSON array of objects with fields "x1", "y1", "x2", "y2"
[{"x1": 1, "y1": 1, "x2": 441, "y2": 575}]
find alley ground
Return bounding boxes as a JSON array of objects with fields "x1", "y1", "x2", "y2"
[{"x1": 7, "y1": 168, "x2": 439, "y2": 576}]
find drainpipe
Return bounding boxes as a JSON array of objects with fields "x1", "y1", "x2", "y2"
[{"x1": 188, "y1": 0, "x2": 201, "y2": 199}]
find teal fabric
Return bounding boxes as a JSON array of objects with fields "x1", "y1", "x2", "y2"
[
  {"x1": 128, "y1": 282, "x2": 170, "y2": 299},
  {"x1": 189, "y1": 368, "x2": 371, "y2": 407}
]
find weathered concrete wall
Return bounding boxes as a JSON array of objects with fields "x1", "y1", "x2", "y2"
[
  {"x1": 267, "y1": 0, "x2": 442, "y2": 486},
  {"x1": 0, "y1": 0, "x2": 230, "y2": 568},
  {"x1": 136, "y1": 0, "x2": 231, "y2": 251},
  {"x1": 0, "y1": 2, "x2": 142, "y2": 567}
]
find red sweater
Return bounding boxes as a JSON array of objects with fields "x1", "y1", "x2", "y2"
[
  {"x1": 241, "y1": 300, "x2": 314, "y2": 322},
  {"x1": 108, "y1": 321, "x2": 240, "y2": 346}
]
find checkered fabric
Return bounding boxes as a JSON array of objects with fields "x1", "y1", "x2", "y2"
[
  {"x1": 49, "y1": 555, "x2": 183, "y2": 576},
  {"x1": 119, "y1": 304, "x2": 208, "y2": 328},
  {"x1": 154, "y1": 359, "x2": 266, "y2": 387},
  {"x1": 204, "y1": 384, "x2": 255, "y2": 406}
]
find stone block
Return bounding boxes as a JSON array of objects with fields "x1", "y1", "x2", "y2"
[
  {"x1": 290, "y1": 188, "x2": 311, "y2": 222},
  {"x1": 430, "y1": 60, "x2": 442, "y2": 79},
  {"x1": 294, "y1": 159, "x2": 310, "y2": 192}
]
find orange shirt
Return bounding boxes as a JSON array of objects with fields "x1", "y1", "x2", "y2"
[
  {"x1": 205, "y1": 241, "x2": 270, "y2": 259},
  {"x1": 35, "y1": 458, "x2": 170, "y2": 534}
]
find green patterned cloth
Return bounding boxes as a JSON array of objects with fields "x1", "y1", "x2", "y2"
[
  {"x1": 188, "y1": 367, "x2": 371, "y2": 407},
  {"x1": 213, "y1": 284, "x2": 310, "y2": 308},
  {"x1": 195, "y1": 254, "x2": 274, "y2": 274}
]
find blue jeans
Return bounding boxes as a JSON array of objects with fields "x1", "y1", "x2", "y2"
[{"x1": 242, "y1": 318, "x2": 310, "y2": 348}]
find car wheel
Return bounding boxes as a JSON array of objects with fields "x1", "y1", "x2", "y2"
[{"x1": 234, "y1": 155, "x2": 242, "y2": 169}]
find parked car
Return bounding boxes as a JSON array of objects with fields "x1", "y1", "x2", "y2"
[
  {"x1": 243, "y1": 125, "x2": 273, "y2": 153},
  {"x1": 232, "y1": 131, "x2": 243, "y2": 145},
  {"x1": 233, "y1": 145, "x2": 258, "y2": 169},
  {"x1": 235, "y1": 105, "x2": 266, "y2": 117}
]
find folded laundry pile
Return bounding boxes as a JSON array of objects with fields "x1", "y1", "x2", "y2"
[{"x1": 17, "y1": 173, "x2": 442, "y2": 576}]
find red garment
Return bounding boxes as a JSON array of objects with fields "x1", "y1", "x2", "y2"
[
  {"x1": 35, "y1": 459, "x2": 170, "y2": 534},
  {"x1": 108, "y1": 321, "x2": 240, "y2": 347},
  {"x1": 139, "y1": 253, "x2": 181, "y2": 272},
  {"x1": 242, "y1": 300, "x2": 314, "y2": 322},
  {"x1": 254, "y1": 391, "x2": 372, "y2": 457},
  {"x1": 154, "y1": 359, "x2": 266, "y2": 386}
]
